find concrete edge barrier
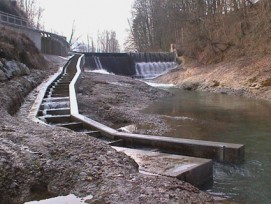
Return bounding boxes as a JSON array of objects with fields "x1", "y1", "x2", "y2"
[
  {"x1": 29, "y1": 56, "x2": 73, "y2": 124},
  {"x1": 28, "y1": 67, "x2": 63, "y2": 125},
  {"x1": 69, "y1": 54, "x2": 84, "y2": 115},
  {"x1": 69, "y1": 54, "x2": 245, "y2": 163},
  {"x1": 114, "y1": 132, "x2": 244, "y2": 163}
]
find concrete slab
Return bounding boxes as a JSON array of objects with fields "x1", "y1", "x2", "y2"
[
  {"x1": 114, "y1": 132, "x2": 244, "y2": 163},
  {"x1": 113, "y1": 147, "x2": 213, "y2": 187}
]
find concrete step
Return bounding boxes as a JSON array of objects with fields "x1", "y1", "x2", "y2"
[
  {"x1": 46, "y1": 89, "x2": 69, "y2": 95},
  {"x1": 40, "y1": 101, "x2": 69, "y2": 110},
  {"x1": 58, "y1": 79, "x2": 72, "y2": 83},
  {"x1": 113, "y1": 147, "x2": 213, "y2": 188},
  {"x1": 42, "y1": 97, "x2": 70, "y2": 103},
  {"x1": 56, "y1": 122, "x2": 84, "y2": 131},
  {"x1": 44, "y1": 115, "x2": 72, "y2": 123},
  {"x1": 60, "y1": 77, "x2": 73, "y2": 81},
  {"x1": 53, "y1": 84, "x2": 69, "y2": 89},
  {"x1": 51, "y1": 89, "x2": 69, "y2": 94},
  {"x1": 82, "y1": 131, "x2": 115, "y2": 143},
  {"x1": 46, "y1": 108, "x2": 70, "y2": 115},
  {"x1": 84, "y1": 131, "x2": 102, "y2": 137},
  {"x1": 56, "y1": 82, "x2": 71, "y2": 85},
  {"x1": 50, "y1": 93, "x2": 69, "y2": 97},
  {"x1": 107, "y1": 139, "x2": 124, "y2": 146}
]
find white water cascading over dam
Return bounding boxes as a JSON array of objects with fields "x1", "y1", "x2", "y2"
[
  {"x1": 131, "y1": 52, "x2": 177, "y2": 79},
  {"x1": 83, "y1": 52, "x2": 177, "y2": 78},
  {"x1": 135, "y1": 61, "x2": 177, "y2": 79}
]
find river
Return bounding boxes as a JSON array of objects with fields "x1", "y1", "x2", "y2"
[{"x1": 143, "y1": 87, "x2": 271, "y2": 203}]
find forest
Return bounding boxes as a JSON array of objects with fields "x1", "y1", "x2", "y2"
[{"x1": 127, "y1": 0, "x2": 271, "y2": 64}]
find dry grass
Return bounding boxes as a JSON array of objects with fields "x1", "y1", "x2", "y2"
[
  {"x1": 183, "y1": 4, "x2": 271, "y2": 65},
  {"x1": 0, "y1": 27, "x2": 47, "y2": 69},
  {"x1": 261, "y1": 78, "x2": 271, "y2": 87}
]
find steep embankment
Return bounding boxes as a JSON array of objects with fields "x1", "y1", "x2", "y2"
[
  {"x1": 0, "y1": 27, "x2": 49, "y2": 113},
  {"x1": 157, "y1": 55, "x2": 271, "y2": 102}
]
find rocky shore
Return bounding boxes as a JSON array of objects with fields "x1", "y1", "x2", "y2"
[
  {"x1": 156, "y1": 55, "x2": 271, "y2": 103},
  {"x1": 0, "y1": 57, "x2": 218, "y2": 203},
  {"x1": 78, "y1": 72, "x2": 171, "y2": 136}
]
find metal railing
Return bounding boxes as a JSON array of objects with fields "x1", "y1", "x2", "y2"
[
  {"x1": 0, "y1": 11, "x2": 69, "y2": 56},
  {"x1": 0, "y1": 11, "x2": 29, "y2": 28}
]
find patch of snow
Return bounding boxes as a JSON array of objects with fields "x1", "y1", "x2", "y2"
[{"x1": 24, "y1": 194, "x2": 93, "y2": 204}]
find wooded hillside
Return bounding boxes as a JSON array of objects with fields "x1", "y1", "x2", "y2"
[{"x1": 128, "y1": 0, "x2": 271, "y2": 64}]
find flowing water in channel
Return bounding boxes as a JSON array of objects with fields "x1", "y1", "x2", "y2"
[{"x1": 143, "y1": 87, "x2": 271, "y2": 203}]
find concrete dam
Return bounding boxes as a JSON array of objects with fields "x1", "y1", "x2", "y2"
[{"x1": 84, "y1": 52, "x2": 177, "y2": 78}]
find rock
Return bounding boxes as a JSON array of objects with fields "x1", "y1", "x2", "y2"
[
  {"x1": 5, "y1": 61, "x2": 20, "y2": 78},
  {"x1": 118, "y1": 124, "x2": 137, "y2": 133},
  {"x1": 181, "y1": 82, "x2": 200, "y2": 91},
  {"x1": 0, "y1": 69, "x2": 7, "y2": 81},
  {"x1": 79, "y1": 172, "x2": 87, "y2": 177},
  {"x1": 10, "y1": 182, "x2": 19, "y2": 189},
  {"x1": 1, "y1": 60, "x2": 31, "y2": 80},
  {"x1": 0, "y1": 61, "x2": 3, "y2": 69},
  {"x1": 18, "y1": 62, "x2": 30, "y2": 75}
]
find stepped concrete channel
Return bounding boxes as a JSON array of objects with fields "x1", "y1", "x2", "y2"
[{"x1": 30, "y1": 54, "x2": 245, "y2": 189}]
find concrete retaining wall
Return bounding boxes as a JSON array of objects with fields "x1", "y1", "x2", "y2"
[
  {"x1": 0, "y1": 11, "x2": 69, "y2": 56},
  {"x1": 83, "y1": 52, "x2": 176, "y2": 76}
]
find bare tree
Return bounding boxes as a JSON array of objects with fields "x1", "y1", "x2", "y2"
[
  {"x1": 68, "y1": 21, "x2": 81, "y2": 50},
  {"x1": 97, "y1": 30, "x2": 120, "y2": 53},
  {"x1": 16, "y1": 0, "x2": 43, "y2": 29}
]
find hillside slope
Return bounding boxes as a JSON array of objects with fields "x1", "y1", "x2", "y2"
[
  {"x1": 0, "y1": 28, "x2": 49, "y2": 113},
  {"x1": 157, "y1": 55, "x2": 271, "y2": 102}
]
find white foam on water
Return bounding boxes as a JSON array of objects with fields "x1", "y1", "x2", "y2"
[
  {"x1": 86, "y1": 69, "x2": 114, "y2": 75},
  {"x1": 144, "y1": 81, "x2": 175, "y2": 88},
  {"x1": 24, "y1": 194, "x2": 93, "y2": 204},
  {"x1": 135, "y1": 62, "x2": 177, "y2": 79},
  {"x1": 161, "y1": 115, "x2": 194, "y2": 121}
]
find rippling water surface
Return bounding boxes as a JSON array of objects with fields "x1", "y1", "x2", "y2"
[{"x1": 144, "y1": 88, "x2": 271, "y2": 203}]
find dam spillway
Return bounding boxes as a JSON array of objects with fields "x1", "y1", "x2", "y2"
[{"x1": 83, "y1": 52, "x2": 177, "y2": 78}]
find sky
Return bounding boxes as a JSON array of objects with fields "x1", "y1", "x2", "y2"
[{"x1": 37, "y1": 0, "x2": 134, "y2": 50}]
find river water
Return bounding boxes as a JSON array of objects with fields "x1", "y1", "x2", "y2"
[{"x1": 144, "y1": 88, "x2": 271, "y2": 203}]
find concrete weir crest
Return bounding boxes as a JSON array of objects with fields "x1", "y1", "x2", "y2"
[{"x1": 30, "y1": 54, "x2": 245, "y2": 187}]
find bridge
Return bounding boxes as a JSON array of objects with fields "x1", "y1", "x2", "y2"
[{"x1": 0, "y1": 11, "x2": 69, "y2": 56}]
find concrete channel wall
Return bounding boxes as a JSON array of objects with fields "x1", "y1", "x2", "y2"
[
  {"x1": 29, "y1": 54, "x2": 245, "y2": 187},
  {"x1": 0, "y1": 11, "x2": 69, "y2": 56},
  {"x1": 70, "y1": 55, "x2": 245, "y2": 163}
]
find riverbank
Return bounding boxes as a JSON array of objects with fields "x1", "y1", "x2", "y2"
[
  {"x1": 156, "y1": 55, "x2": 271, "y2": 103},
  {"x1": 78, "y1": 72, "x2": 172, "y2": 136},
  {"x1": 0, "y1": 57, "x2": 218, "y2": 203}
]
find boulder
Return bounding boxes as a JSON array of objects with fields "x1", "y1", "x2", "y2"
[
  {"x1": 5, "y1": 60, "x2": 21, "y2": 77},
  {"x1": 18, "y1": 62, "x2": 30, "y2": 75},
  {"x1": 0, "y1": 69, "x2": 7, "y2": 81},
  {"x1": 3, "y1": 60, "x2": 30, "y2": 79}
]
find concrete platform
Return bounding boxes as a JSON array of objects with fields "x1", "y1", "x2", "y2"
[{"x1": 113, "y1": 147, "x2": 213, "y2": 187}]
